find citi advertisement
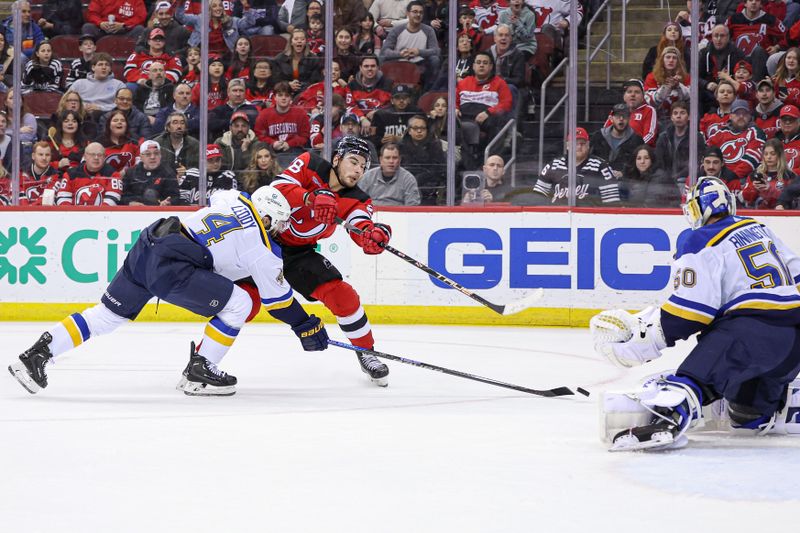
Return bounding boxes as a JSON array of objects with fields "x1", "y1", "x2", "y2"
[{"x1": 2, "y1": 210, "x2": 799, "y2": 316}]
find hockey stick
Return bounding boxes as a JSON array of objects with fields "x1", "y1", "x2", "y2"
[
  {"x1": 329, "y1": 339, "x2": 589, "y2": 398},
  {"x1": 337, "y1": 218, "x2": 544, "y2": 316}
]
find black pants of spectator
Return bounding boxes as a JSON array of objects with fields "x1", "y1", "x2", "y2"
[
  {"x1": 747, "y1": 45, "x2": 769, "y2": 83},
  {"x1": 460, "y1": 112, "x2": 509, "y2": 167}
]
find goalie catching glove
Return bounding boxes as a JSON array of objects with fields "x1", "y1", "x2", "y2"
[
  {"x1": 590, "y1": 306, "x2": 667, "y2": 368},
  {"x1": 354, "y1": 222, "x2": 392, "y2": 255},
  {"x1": 304, "y1": 189, "x2": 338, "y2": 225},
  {"x1": 291, "y1": 315, "x2": 329, "y2": 351}
]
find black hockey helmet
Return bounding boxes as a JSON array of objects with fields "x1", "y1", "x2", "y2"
[{"x1": 336, "y1": 135, "x2": 371, "y2": 169}]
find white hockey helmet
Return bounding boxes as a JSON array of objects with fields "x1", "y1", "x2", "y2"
[{"x1": 250, "y1": 185, "x2": 291, "y2": 233}]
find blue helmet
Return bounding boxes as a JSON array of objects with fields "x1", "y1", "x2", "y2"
[{"x1": 683, "y1": 176, "x2": 737, "y2": 229}]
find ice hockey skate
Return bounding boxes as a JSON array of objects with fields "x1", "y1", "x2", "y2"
[
  {"x1": 176, "y1": 342, "x2": 237, "y2": 396},
  {"x1": 8, "y1": 332, "x2": 54, "y2": 394},
  {"x1": 357, "y1": 352, "x2": 389, "y2": 387}
]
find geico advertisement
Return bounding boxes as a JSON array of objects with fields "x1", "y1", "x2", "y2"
[{"x1": 2, "y1": 210, "x2": 800, "y2": 308}]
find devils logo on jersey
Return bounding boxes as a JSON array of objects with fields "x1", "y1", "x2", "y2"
[
  {"x1": 105, "y1": 151, "x2": 135, "y2": 172},
  {"x1": 785, "y1": 147, "x2": 800, "y2": 170},
  {"x1": 720, "y1": 137, "x2": 749, "y2": 163}
]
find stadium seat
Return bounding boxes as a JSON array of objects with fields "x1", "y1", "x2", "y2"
[
  {"x1": 49, "y1": 35, "x2": 81, "y2": 61},
  {"x1": 379, "y1": 62, "x2": 421, "y2": 88},
  {"x1": 250, "y1": 35, "x2": 287, "y2": 58},
  {"x1": 96, "y1": 35, "x2": 137, "y2": 60},
  {"x1": 417, "y1": 91, "x2": 446, "y2": 114},
  {"x1": 111, "y1": 61, "x2": 125, "y2": 81},
  {"x1": 479, "y1": 33, "x2": 494, "y2": 52},
  {"x1": 23, "y1": 92, "x2": 62, "y2": 118}
]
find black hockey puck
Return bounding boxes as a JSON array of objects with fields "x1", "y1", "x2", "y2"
[{"x1": 577, "y1": 387, "x2": 590, "y2": 397}]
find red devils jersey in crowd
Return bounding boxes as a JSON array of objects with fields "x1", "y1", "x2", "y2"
[
  {"x1": 245, "y1": 85, "x2": 275, "y2": 109},
  {"x1": 726, "y1": 11, "x2": 787, "y2": 55},
  {"x1": 347, "y1": 76, "x2": 393, "y2": 115},
  {"x1": 272, "y1": 151, "x2": 374, "y2": 248},
  {"x1": 55, "y1": 162, "x2": 123, "y2": 205},
  {"x1": 191, "y1": 80, "x2": 226, "y2": 109},
  {"x1": 755, "y1": 104, "x2": 782, "y2": 138},
  {"x1": 18, "y1": 165, "x2": 60, "y2": 205},
  {"x1": 49, "y1": 142, "x2": 85, "y2": 170},
  {"x1": 526, "y1": 0, "x2": 584, "y2": 32},
  {"x1": 603, "y1": 102, "x2": 658, "y2": 145},
  {"x1": 104, "y1": 140, "x2": 140, "y2": 173},
  {"x1": 124, "y1": 51, "x2": 183, "y2": 83},
  {"x1": 741, "y1": 172, "x2": 791, "y2": 208},
  {"x1": 777, "y1": 130, "x2": 800, "y2": 174},
  {"x1": 775, "y1": 77, "x2": 800, "y2": 107},
  {"x1": 700, "y1": 110, "x2": 731, "y2": 141},
  {"x1": 254, "y1": 106, "x2": 311, "y2": 147},
  {"x1": 308, "y1": 114, "x2": 343, "y2": 147},
  {"x1": 736, "y1": 79, "x2": 757, "y2": 106},
  {"x1": 295, "y1": 82, "x2": 353, "y2": 115},
  {"x1": 706, "y1": 124, "x2": 766, "y2": 180},
  {"x1": 469, "y1": 0, "x2": 508, "y2": 31}
]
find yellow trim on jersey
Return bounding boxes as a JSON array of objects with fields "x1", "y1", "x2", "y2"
[
  {"x1": 661, "y1": 302, "x2": 714, "y2": 325},
  {"x1": 204, "y1": 322, "x2": 236, "y2": 347},
  {"x1": 262, "y1": 296, "x2": 295, "y2": 312},
  {"x1": 726, "y1": 300, "x2": 800, "y2": 313},
  {"x1": 705, "y1": 219, "x2": 757, "y2": 248},
  {"x1": 238, "y1": 193, "x2": 271, "y2": 250},
  {"x1": 61, "y1": 316, "x2": 84, "y2": 347}
]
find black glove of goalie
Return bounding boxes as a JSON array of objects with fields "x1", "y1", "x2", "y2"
[{"x1": 291, "y1": 314, "x2": 329, "y2": 351}]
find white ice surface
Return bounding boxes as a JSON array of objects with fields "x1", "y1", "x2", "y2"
[{"x1": 1, "y1": 322, "x2": 798, "y2": 533}]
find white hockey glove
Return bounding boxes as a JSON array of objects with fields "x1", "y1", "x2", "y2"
[{"x1": 590, "y1": 307, "x2": 667, "y2": 368}]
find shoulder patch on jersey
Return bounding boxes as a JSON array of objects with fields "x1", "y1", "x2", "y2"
[
  {"x1": 675, "y1": 217, "x2": 758, "y2": 258},
  {"x1": 340, "y1": 184, "x2": 371, "y2": 202},
  {"x1": 306, "y1": 151, "x2": 334, "y2": 180}
]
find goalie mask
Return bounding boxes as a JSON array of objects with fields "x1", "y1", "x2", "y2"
[
  {"x1": 682, "y1": 176, "x2": 737, "y2": 230},
  {"x1": 250, "y1": 185, "x2": 291, "y2": 233}
]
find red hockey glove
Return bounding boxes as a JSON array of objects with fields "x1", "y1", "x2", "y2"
[
  {"x1": 357, "y1": 222, "x2": 392, "y2": 255},
  {"x1": 305, "y1": 189, "x2": 338, "y2": 225}
]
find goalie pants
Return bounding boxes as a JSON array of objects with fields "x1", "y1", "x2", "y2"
[{"x1": 677, "y1": 315, "x2": 800, "y2": 417}]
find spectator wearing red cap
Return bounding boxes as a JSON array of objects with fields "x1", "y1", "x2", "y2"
[
  {"x1": 706, "y1": 98, "x2": 767, "y2": 183},
  {"x1": 215, "y1": 110, "x2": 259, "y2": 172},
  {"x1": 604, "y1": 79, "x2": 658, "y2": 146},
  {"x1": 715, "y1": 59, "x2": 757, "y2": 107},
  {"x1": 134, "y1": 1, "x2": 191, "y2": 59},
  {"x1": 124, "y1": 27, "x2": 183, "y2": 89},
  {"x1": 776, "y1": 103, "x2": 800, "y2": 174},
  {"x1": 179, "y1": 144, "x2": 239, "y2": 205},
  {"x1": 754, "y1": 78, "x2": 784, "y2": 138},
  {"x1": 254, "y1": 81, "x2": 311, "y2": 167},
  {"x1": 121, "y1": 139, "x2": 180, "y2": 206},
  {"x1": 532, "y1": 127, "x2": 619, "y2": 206},
  {"x1": 82, "y1": 0, "x2": 148, "y2": 40}
]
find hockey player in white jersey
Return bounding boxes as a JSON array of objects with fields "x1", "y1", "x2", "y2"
[
  {"x1": 8, "y1": 186, "x2": 330, "y2": 396},
  {"x1": 592, "y1": 176, "x2": 800, "y2": 450}
]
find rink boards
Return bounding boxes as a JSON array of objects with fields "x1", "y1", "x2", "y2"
[{"x1": 2, "y1": 206, "x2": 799, "y2": 326}]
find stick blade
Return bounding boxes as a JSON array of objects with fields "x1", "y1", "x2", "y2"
[{"x1": 502, "y1": 288, "x2": 545, "y2": 316}]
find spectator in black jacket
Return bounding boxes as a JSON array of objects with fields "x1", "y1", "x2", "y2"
[
  {"x1": 699, "y1": 24, "x2": 745, "y2": 111},
  {"x1": 134, "y1": 1, "x2": 191, "y2": 59},
  {"x1": 490, "y1": 23, "x2": 527, "y2": 116},
  {"x1": 120, "y1": 140, "x2": 180, "y2": 205},
  {"x1": 207, "y1": 78, "x2": 259, "y2": 140},
  {"x1": 132, "y1": 61, "x2": 174, "y2": 121},
  {"x1": 591, "y1": 104, "x2": 643, "y2": 178},
  {"x1": 399, "y1": 114, "x2": 446, "y2": 205},
  {"x1": 655, "y1": 100, "x2": 705, "y2": 188},
  {"x1": 37, "y1": 0, "x2": 84, "y2": 38},
  {"x1": 369, "y1": 84, "x2": 422, "y2": 147}
]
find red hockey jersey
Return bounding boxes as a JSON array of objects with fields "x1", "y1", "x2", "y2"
[
  {"x1": 271, "y1": 151, "x2": 374, "y2": 248},
  {"x1": 469, "y1": 0, "x2": 508, "y2": 32},
  {"x1": 18, "y1": 165, "x2": 60, "y2": 205},
  {"x1": 191, "y1": 80, "x2": 226, "y2": 109},
  {"x1": 603, "y1": 102, "x2": 658, "y2": 146},
  {"x1": 456, "y1": 75, "x2": 513, "y2": 116},
  {"x1": 254, "y1": 106, "x2": 310, "y2": 147},
  {"x1": 347, "y1": 76, "x2": 392, "y2": 115},
  {"x1": 124, "y1": 51, "x2": 183, "y2": 83},
  {"x1": 777, "y1": 131, "x2": 800, "y2": 174},
  {"x1": 755, "y1": 104, "x2": 782, "y2": 139},
  {"x1": 726, "y1": 11, "x2": 787, "y2": 55},
  {"x1": 103, "y1": 140, "x2": 139, "y2": 173},
  {"x1": 295, "y1": 82, "x2": 353, "y2": 115},
  {"x1": 706, "y1": 124, "x2": 766, "y2": 179},
  {"x1": 700, "y1": 110, "x2": 731, "y2": 141},
  {"x1": 774, "y1": 76, "x2": 800, "y2": 107},
  {"x1": 55, "y1": 162, "x2": 123, "y2": 205}
]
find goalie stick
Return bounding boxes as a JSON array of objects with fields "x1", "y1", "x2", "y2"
[
  {"x1": 329, "y1": 339, "x2": 590, "y2": 398},
  {"x1": 337, "y1": 218, "x2": 544, "y2": 316}
]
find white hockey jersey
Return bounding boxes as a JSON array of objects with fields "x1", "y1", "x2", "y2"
[
  {"x1": 181, "y1": 190, "x2": 294, "y2": 311},
  {"x1": 661, "y1": 216, "x2": 800, "y2": 343}
]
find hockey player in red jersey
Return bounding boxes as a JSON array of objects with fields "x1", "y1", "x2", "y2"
[
  {"x1": 705, "y1": 99, "x2": 766, "y2": 183},
  {"x1": 271, "y1": 136, "x2": 391, "y2": 386}
]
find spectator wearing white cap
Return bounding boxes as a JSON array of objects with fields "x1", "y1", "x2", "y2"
[
  {"x1": 134, "y1": 1, "x2": 191, "y2": 59},
  {"x1": 120, "y1": 139, "x2": 180, "y2": 206},
  {"x1": 215, "y1": 111, "x2": 259, "y2": 172}
]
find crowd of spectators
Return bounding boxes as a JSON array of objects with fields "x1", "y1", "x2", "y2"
[{"x1": 4, "y1": 0, "x2": 799, "y2": 211}]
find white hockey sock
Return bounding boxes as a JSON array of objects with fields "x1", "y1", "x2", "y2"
[
  {"x1": 48, "y1": 304, "x2": 129, "y2": 359},
  {"x1": 196, "y1": 286, "x2": 249, "y2": 365}
]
